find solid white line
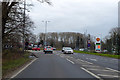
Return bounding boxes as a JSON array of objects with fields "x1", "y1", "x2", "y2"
[
  {"x1": 97, "y1": 74, "x2": 119, "y2": 78},
  {"x1": 81, "y1": 67, "x2": 103, "y2": 80},
  {"x1": 11, "y1": 58, "x2": 37, "y2": 78},
  {"x1": 106, "y1": 67, "x2": 120, "y2": 73},
  {"x1": 66, "y1": 59, "x2": 75, "y2": 64}
]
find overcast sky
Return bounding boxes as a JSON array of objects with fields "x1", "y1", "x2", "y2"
[{"x1": 28, "y1": 0, "x2": 119, "y2": 38}]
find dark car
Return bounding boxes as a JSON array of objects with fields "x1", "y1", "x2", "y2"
[{"x1": 44, "y1": 46, "x2": 53, "y2": 54}]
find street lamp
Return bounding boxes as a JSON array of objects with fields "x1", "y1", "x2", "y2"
[
  {"x1": 22, "y1": 0, "x2": 26, "y2": 53},
  {"x1": 42, "y1": 21, "x2": 50, "y2": 46}
]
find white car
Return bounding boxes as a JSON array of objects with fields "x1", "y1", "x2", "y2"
[
  {"x1": 62, "y1": 47, "x2": 67, "y2": 52},
  {"x1": 62, "y1": 47, "x2": 71, "y2": 52},
  {"x1": 79, "y1": 48, "x2": 84, "y2": 51},
  {"x1": 44, "y1": 46, "x2": 53, "y2": 54},
  {"x1": 63, "y1": 47, "x2": 73, "y2": 54}
]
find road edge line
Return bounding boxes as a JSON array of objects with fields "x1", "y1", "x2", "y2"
[{"x1": 11, "y1": 58, "x2": 37, "y2": 78}]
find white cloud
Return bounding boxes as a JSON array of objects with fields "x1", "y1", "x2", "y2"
[{"x1": 28, "y1": 0, "x2": 119, "y2": 38}]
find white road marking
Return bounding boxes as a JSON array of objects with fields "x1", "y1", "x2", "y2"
[
  {"x1": 76, "y1": 59, "x2": 93, "y2": 64},
  {"x1": 84, "y1": 61, "x2": 93, "y2": 64},
  {"x1": 80, "y1": 60, "x2": 85, "y2": 62},
  {"x1": 66, "y1": 58, "x2": 75, "y2": 64},
  {"x1": 90, "y1": 59, "x2": 97, "y2": 61},
  {"x1": 11, "y1": 58, "x2": 37, "y2": 78},
  {"x1": 106, "y1": 67, "x2": 120, "y2": 73},
  {"x1": 88, "y1": 69, "x2": 113, "y2": 72},
  {"x1": 81, "y1": 67, "x2": 103, "y2": 80},
  {"x1": 82, "y1": 65, "x2": 99, "y2": 68},
  {"x1": 97, "y1": 74, "x2": 119, "y2": 78}
]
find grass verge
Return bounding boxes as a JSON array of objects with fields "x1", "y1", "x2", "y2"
[
  {"x1": 2, "y1": 51, "x2": 31, "y2": 77},
  {"x1": 74, "y1": 50, "x2": 120, "y2": 59}
]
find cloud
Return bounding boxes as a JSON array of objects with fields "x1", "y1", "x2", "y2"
[{"x1": 28, "y1": 0, "x2": 119, "y2": 38}]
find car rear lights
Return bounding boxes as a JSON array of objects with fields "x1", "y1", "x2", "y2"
[
  {"x1": 44, "y1": 48, "x2": 47, "y2": 50},
  {"x1": 51, "y1": 48, "x2": 53, "y2": 50}
]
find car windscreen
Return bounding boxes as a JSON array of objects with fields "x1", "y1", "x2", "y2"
[
  {"x1": 46, "y1": 46, "x2": 52, "y2": 48},
  {"x1": 65, "y1": 48, "x2": 72, "y2": 50}
]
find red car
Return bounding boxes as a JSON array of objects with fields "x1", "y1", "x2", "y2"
[{"x1": 32, "y1": 47, "x2": 40, "y2": 51}]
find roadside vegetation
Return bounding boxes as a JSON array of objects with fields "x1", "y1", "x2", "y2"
[
  {"x1": 2, "y1": 49, "x2": 31, "y2": 77},
  {"x1": 2, "y1": 1, "x2": 52, "y2": 78},
  {"x1": 74, "y1": 50, "x2": 120, "y2": 59}
]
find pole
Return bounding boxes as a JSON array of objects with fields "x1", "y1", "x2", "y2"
[
  {"x1": 45, "y1": 21, "x2": 47, "y2": 46},
  {"x1": 23, "y1": 0, "x2": 26, "y2": 53},
  {"x1": 42, "y1": 21, "x2": 50, "y2": 46}
]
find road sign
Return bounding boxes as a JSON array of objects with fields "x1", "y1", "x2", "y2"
[
  {"x1": 95, "y1": 37, "x2": 101, "y2": 52},
  {"x1": 87, "y1": 40, "x2": 90, "y2": 48},
  {"x1": 96, "y1": 38, "x2": 100, "y2": 41}
]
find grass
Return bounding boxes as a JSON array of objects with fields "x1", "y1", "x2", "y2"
[
  {"x1": 74, "y1": 50, "x2": 120, "y2": 59},
  {"x1": 2, "y1": 50, "x2": 31, "y2": 77}
]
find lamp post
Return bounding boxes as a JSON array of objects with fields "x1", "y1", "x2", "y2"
[
  {"x1": 42, "y1": 21, "x2": 50, "y2": 46},
  {"x1": 22, "y1": 0, "x2": 26, "y2": 53}
]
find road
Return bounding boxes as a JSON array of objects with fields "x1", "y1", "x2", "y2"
[{"x1": 13, "y1": 50, "x2": 120, "y2": 80}]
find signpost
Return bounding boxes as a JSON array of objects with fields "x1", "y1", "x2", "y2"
[
  {"x1": 95, "y1": 37, "x2": 101, "y2": 52},
  {"x1": 87, "y1": 39, "x2": 90, "y2": 49}
]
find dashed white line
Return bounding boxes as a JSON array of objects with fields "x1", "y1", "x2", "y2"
[
  {"x1": 81, "y1": 67, "x2": 103, "y2": 80},
  {"x1": 11, "y1": 58, "x2": 37, "y2": 78},
  {"x1": 106, "y1": 67, "x2": 120, "y2": 73},
  {"x1": 66, "y1": 58, "x2": 75, "y2": 64}
]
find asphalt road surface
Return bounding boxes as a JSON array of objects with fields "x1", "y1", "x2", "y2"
[{"x1": 13, "y1": 50, "x2": 120, "y2": 80}]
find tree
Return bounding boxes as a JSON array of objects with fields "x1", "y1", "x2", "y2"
[
  {"x1": 104, "y1": 27, "x2": 120, "y2": 54},
  {"x1": 39, "y1": 32, "x2": 86, "y2": 49}
]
